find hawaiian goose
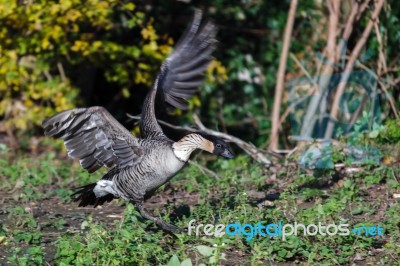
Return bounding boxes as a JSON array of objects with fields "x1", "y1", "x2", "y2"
[{"x1": 42, "y1": 11, "x2": 234, "y2": 232}]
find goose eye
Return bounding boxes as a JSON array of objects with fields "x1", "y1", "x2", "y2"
[{"x1": 216, "y1": 144, "x2": 222, "y2": 148}]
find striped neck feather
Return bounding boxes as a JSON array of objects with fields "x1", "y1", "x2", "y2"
[{"x1": 172, "y1": 134, "x2": 214, "y2": 161}]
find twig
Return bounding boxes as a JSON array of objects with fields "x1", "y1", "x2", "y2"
[
  {"x1": 288, "y1": 146, "x2": 298, "y2": 157},
  {"x1": 344, "y1": 62, "x2": 400, "y2": 118},
  {"x1": 269, "y1": 0, "x2": 298, "y2": 151},
  {"x1": 373, "y1": 19, "x2": 387, "y2": 76},
  {"x1": 356, "y1": 0, "x2": 372, "y2": 21},
  {"x1": 325, "y1": 0, "x2": 385, "y2": 139},
  {"x1": 290, "y1": 53, "x2": 316, "y2": 87},
  {"x1": 355, "y1": 61, "x2": 399, "y2": 118},
  {"x1": 223, "y1": 117, "x2": 258, "y2": 127},
  {"x1": 126, "y1": 113, "x2": 273, "y2": 166},
  {"x1": 380, "y1": 77, "x2": 400, "y2": 118},
  {"x1": 57, "y1": 62, "x2": 67, "y2": 83},
  {"x1": 336, "y1": 0, "x2": 360, "y2": 66},
  {"x1": 188, "y1": 160, "x2": 222, "y2": 179},
  {"x1": 43, "y1": 70, "x2": 52, "y2": 81}
]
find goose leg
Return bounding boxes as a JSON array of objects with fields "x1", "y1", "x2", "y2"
[{"x1": 135, "y1": 201, "x2": 181, "y2": 233}]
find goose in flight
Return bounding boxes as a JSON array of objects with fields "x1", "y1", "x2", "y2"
[{"x1": 42, "y1": 11, "x2": 234, "y2": 232}]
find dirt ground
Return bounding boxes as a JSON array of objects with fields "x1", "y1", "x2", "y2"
[{"x1": 0, "y1": 178, "x2": 395, "y2": 265}]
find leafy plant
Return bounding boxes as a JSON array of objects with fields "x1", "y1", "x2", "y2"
[{"x1": 0, "y1": 0, "x2": 171, "y2": 131}]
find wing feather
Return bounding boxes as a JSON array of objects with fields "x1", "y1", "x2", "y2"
[
  {"x1": 139, "y1": 10, "x2": 218, "y2": 139},
  {"x1": 158, "y1": 10, "x2": 217, "y2": 110},
  {"x1": 42, "y1": 106, "x2": 143, "y2": 173}
]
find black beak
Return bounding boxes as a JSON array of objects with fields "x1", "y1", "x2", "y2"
[{"x1": 221, "y1": 148, "x2": 235, "y2": 159}]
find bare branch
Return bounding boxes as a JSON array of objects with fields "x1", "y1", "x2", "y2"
[
  {"x1": 356, "y1": 0, "x2": 372, "y2": 21},
  {"x1": 342, "y1": 0, "x2": 360, "y2": 40},
  {"x1": 351, "y1": 60, "x2": 399, "y2": 118},
  {"x1": 269, "y1": 0, "x2": 298, "y2": 151},
  {"x1": 325, "y1": 0, "x2": 385, "y2": 139},
  {"x1": 380, "y1": 77, "x2": 400, "y2": 118},
  {"x1": 336, "y1": 0, "x2": 360, "y2": 65},
  {"x1": 57, "y1": 62, "x2": 67, "y2": 83},
  {"x1": 373, "y1": 19, "x2": 387, "y2": 75},
  {"x1": 326, "y1": 0, "x2": 340, "y2": 57},
  {"x1": 290, "y1": 53, "x2": 316, "y2": 87}
]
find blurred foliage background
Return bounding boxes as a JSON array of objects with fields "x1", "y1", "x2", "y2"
[{"x1": 0, "y1": 0, "x2": 399, "y2": 149}]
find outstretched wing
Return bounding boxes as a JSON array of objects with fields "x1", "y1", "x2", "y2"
[
  {"x1": 42, "y1": 107, "x2": 144, "y2": 173},
  {"x1": 159, "y1": 10, "x2": 217, "y2": 109},
  {"x1": 140, "y1": 10, "x2": 217, "y2": 139}
]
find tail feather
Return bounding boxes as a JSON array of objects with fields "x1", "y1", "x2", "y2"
[{"x1": 71, "y1": 183, "x2": 115, "y2": 207}]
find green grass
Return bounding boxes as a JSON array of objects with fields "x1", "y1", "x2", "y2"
[{"x1": 0, "y1": 140, "x2": 400, "y2": 265}]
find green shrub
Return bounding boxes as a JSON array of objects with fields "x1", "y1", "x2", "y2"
[{"x1": 0, "y1": 0, "x2": 172, "y2": 130}]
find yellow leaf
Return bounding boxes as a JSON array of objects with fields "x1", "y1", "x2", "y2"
[
  {"x1": 92, "y1": 41, "x2": 102, "y2": 50},
  {"x1": 192, "y1": 96, "x2": 201, "y2": 107},
  {"x1": 138, "y1": 63, "x2": 149, "y2": 70},
  {"x1": 41, "y1": 38, "x2": 50, "y2": 49},
  {"x1": 67, "y1": 9, "x2": 82, "y2": 22},
  {"x1": 24, "y1": 99, "x2": 34, "y2": 108},
  {"x1": 50, "y1": 4, "x2": 60, "y2": 15},
  {"x1": 122, "y1": 88, "x2": 130, "y2": 98},
  {"x1": 141, "y1": 28, "x2": 150, "y2": 40},
  {"x1": 51, "y1": 25, "x2": 63, "y2": 40},
  {"x1": 123, "y1": 3, "x2": 135, "y2": 11},
  {"x1": 159, "y1": 44, "x2": 172, "y2": 56}
]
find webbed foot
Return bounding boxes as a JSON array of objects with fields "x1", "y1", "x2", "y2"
[{"x1": 135, "y1": 201, "x2": 182, "y2": 233}]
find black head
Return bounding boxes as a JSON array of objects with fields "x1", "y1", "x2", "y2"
[{"x1": 201, "y1": 134, "x2": 235, "y2": 159}]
